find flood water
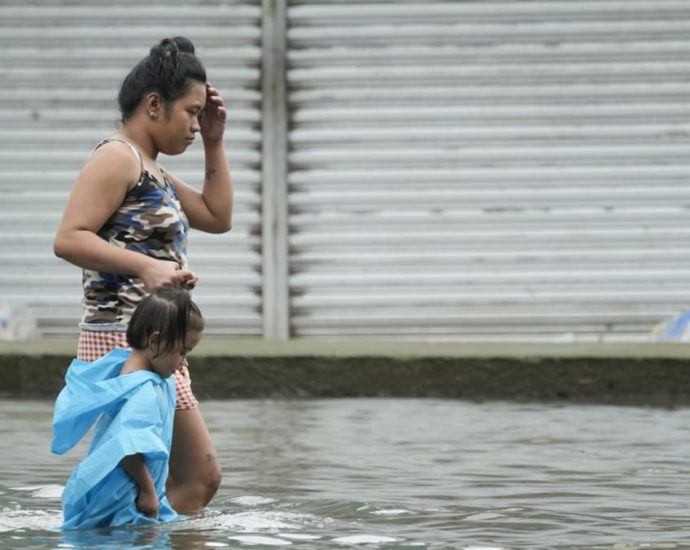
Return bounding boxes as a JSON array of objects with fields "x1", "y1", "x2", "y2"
[{"x1": 1, "y1": 398, "x2": 689, "y2": 549}]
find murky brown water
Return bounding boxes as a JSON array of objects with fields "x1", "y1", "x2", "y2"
[{"x1": 1, "y1": 398, "x2": 689, "y2": 549}]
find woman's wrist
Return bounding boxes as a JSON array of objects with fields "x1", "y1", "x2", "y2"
[
  {"x1": 202, "y1": 136, "x2": 225, "y2": 149},
  {"x1": 131, "y1": 253, "x2": 156, "y2": 279}
]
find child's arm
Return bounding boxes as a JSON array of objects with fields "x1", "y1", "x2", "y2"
[{"x1": 122, "y1": 453, "x2": 159, "y2": 518}]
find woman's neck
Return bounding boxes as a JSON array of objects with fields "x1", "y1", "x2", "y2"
[{"x1": 116, "y1": 118, "x2": 159, "y2": 160}]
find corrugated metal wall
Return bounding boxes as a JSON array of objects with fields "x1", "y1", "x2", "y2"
[
  {"x1": 0, "y1": 0, "x2": 263, "y2": 337},
  {"x1": 286, "y1": 0, "x2": 690, "y2": 341},
  {"x1": 2, "y1": 0, "x2": 690, "y2": 342}
]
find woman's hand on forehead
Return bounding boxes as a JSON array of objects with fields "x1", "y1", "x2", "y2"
[{"x1": 199, "y1": 82, "x2": 227, "y2": 143}]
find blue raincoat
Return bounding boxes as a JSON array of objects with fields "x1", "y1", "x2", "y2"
[{"x1": 51, "y1": 348, "x2": 182, "y2": 529}]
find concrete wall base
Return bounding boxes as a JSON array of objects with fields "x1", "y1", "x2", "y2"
[{"x1": 1, "y1": 351, "x2": 689, "y2": 407}]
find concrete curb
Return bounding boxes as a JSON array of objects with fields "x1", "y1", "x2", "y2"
[{"x1": 2, "y1": 339, "x2": 690, "y2": 405}]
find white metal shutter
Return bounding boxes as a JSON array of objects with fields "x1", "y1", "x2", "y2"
[
  {"x1": 287, "y1": 0, "x2": 690, "y2": 342},
  {"x1": 0, "y1": 0, "x2": 263, "y2": 337}
]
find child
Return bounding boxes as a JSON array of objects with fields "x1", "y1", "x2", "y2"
[{"x1": 51, "y1": 288, "x2": 205, "y2": 529}]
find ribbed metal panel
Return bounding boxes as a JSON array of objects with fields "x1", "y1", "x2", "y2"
[
  {"x1": 0, "y1": 0, "x2": 263, "y2": 337},
  {"x1": 287, "y1": 0, "x2": 690, "y2": 341}
]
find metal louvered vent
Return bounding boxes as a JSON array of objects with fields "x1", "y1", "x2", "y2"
[
  {"x1": 0, "y1": 1, "x2": 263, "y2": 337},
  {"x1": 2, "y1": 1, "x2": 690, "y2": 342},
  {"x1": 286, "y1": 0, "x2": 690, "y2": 342}
]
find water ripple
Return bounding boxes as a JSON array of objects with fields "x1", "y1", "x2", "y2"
[{"x1": 2, "y1": 399, "x2": 690, "y2": 549}]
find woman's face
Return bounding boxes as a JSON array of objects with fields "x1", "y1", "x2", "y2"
[{"x1": 157, "y1": 81, "x2": 207, "y2": 155}]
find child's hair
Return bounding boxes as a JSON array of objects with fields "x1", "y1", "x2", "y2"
[
  {"x1": 127, "y1": 288, "x2": 205, "y2": 356},
  {"x1": 118, "y1": 36, "x2": 207, "y2": 122}
]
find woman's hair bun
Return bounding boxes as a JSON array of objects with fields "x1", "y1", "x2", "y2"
[
  {"x1": 152, "y1": 36, "x2": 196, "y2": 58},
  {"x1": 172, "y1": 36, "x2": 195, "y2": 55}
]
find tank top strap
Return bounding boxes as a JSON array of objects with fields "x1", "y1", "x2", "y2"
[
  {"x1": 92, "y1": 138, "x2": 145, "y2": 184},
  {"x1": 159, "y1": 167, "x2": 173, "y2": 191}
]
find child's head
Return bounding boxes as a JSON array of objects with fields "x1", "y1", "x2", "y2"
[{"x1": 127, "y1": 288, "x2": 204, "y2": 376}]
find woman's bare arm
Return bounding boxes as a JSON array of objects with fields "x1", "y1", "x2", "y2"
[
  {"x1": 168, "y1": 83, "x2": 233, "y2": 234},
  {"x1": 53, "y1": 141, "x2": 196, "y2": 290}
]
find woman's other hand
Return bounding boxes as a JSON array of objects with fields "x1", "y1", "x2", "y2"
[
  {"x1": 180, "y1": 270, "x2": 199, "y2": 289},
  {"x1": 138, "y1": 258, "x2": 198, "y2": 291},
  {"x1": 199, "y1": 82, "x2": 227, "y2": 144}
]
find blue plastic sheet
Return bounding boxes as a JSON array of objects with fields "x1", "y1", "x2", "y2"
[
  {"x1": 652, "y1": 310, "x2": 690, "y2": 341},
  {"x1": 52, "y1": 348, "x2": 182, "y2": 529}
]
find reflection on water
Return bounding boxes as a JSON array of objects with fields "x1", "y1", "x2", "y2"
[{"x1": 1, "y1": 398, "x2": 690, "y2": 549}]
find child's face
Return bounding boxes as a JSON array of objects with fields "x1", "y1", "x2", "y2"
[{"x1": 149, "y1": 329, "x2": 203, "y2": 378}]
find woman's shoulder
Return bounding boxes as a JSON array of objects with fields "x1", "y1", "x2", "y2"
[
  {"x1": 85, "y1": 137, "x2": 143, "y2": 188},
  {"x1": 90, "y1": 136, "x2": 137, "y2": 159}
]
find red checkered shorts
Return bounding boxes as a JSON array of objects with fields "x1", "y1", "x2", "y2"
[{"x1": 77, "y1": 329, "x2": 199, "y2": 410}]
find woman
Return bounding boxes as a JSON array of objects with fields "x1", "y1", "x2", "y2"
[{"x1": 53, "y1": 36, "x2": 232, "y2": 514}]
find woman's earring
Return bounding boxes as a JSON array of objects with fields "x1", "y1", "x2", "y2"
[{"x1": 149, "y1": 110, "x2": 158, "y2": 120}]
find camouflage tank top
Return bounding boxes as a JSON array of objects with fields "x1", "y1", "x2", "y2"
[{"x1": 80, "y1": 139, "x2": 189, "y2": 330}]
